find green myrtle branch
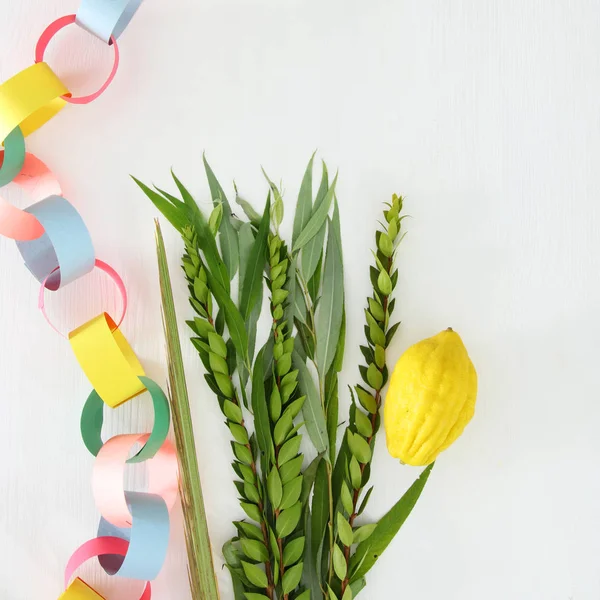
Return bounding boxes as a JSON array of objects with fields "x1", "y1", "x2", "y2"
[
  {"x1": 264, "y1": 201, "x2": 309, "y2": 600},
  {"x1": 182, "y1": 225, "x2": 276, "y2": 599},
  {"x1": 334, "y1": 194, "x2": 404, "y2": 597}
]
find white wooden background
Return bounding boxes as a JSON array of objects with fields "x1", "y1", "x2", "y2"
[{"x1": 1, "y1": 1, "x2": 599, "y2": 599}]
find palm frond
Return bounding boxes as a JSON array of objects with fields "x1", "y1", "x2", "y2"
[{"x1": 155, "y1": 219, "x2": 221, "y2": 600}]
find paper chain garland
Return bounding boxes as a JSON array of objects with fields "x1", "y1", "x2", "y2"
[{"x1": 0, "y1": 2, "x2": 180, "y2": 598}]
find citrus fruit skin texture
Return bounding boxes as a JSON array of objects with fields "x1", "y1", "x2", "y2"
[{"x1": 384, "y1": 329, "x2": 477, "y2": 466}]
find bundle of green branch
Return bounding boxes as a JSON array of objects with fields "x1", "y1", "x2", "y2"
[{"x1": 135, "y1": 155, "x2": 433, "y2": 600}]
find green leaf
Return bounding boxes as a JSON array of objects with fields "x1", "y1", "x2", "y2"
[
  {"x1": 280, "y1": 475, "x2": 303, "y2": 510},
  {"x1": 241, "y1": 561, "x2": 269, "y2": 588},
  {"x1": 267, "y1": 467, "x2": 283, "y2": 509},
  {"x1": 326, "y1": 372, "x2": 339, "y2": 465},
  {"x1": 294, "y1": 351, "x2": 328, "y2": 453},
  {"x1": 293, "y1": 173, "x2": 338, "y2": 253},
  {"x1": 235, "y1": 191, "x2": 262, "y2": 226},
  {"x1": 356, "y1": 486, "x2": 374, "y2": 517},
  {"x1": 352, "y1": 523, "x2": 377, "y2": 545},
  {"x1": 315, "y1": 219, "x2": 344, "y2": 378},
  {"x1": 332, "y1": 544, "x2": 347, "y2": 580},
  {"x1": 223, "y1": 399, "x2": 243, "y2": 423},
  {"x1": 203, "y1": 155, "x2": 239, "y2": 278},
  {"x1": 349, "y1": 456, "x2": 362, "y2": 489},
  {"x1": 301, "y1": 161, "x2": 329, "y2": 280},
  {"x1": 205, "y1": 271, "x2": 248, "y2": 365},
  {"x1": 280, "y1": 455, "x2": 303, "y2": 483},
  {"x1": 386, "y1": 322, "x2": 401, "y2": 346},
  {"x1": 301, "y1": 455, "x2": 323, "y2": 507},
  {"x1": 337, "y1": 512, "x2": 354, "y2": 547},
  {"x1": 208, "y1": 203, "x2": 224, "y2": 235},
  {"x1": 350, "y1": 464, "x2": 435, "y2": 581},
  {"x1": 245, "y1": 595, "x2": 270, "y2": 600},
  {"x1": 366, "y1": 363, "x2": 383, "y2": 390},
  {"x1": 295, "y1": 591, "x2": 311, "y2": 600},
  {"x1": 240, "y1": 196, "x2": 271, "y2": 321},
  {"x1": 283, "y1": 536, "x2": 305, "y2": 567},
  {"x1": 208, "y1": 332, "x2": 227, "y2": 358},
  {"x1": 241, "y1": 502, "x2": 262, "y2": 523},
  {"x1": 349, "y1": 578, "x2": 366, "y2": 597},
  {"x1": 235, "y1": 521, "x2": 263, "y2": 541},
  {"x1": 341, "y1": 482, "x2": 353, "y2": 515},
  {"x1": 354, "y1": 410, "x2": 373, "y2": 438},
  {"x1": 274, "y1": 411, "x2": 293, "y2": 446},
  {"x1": 278, "y1": 435, "x2": 302, "y2": 465},
  {"x1": 229, "y1": 423, "x2": 250, "y2": 445},
  {"x1": 355, "y1": 386, "x2": 377, "y2": 414},
  {"x1": 310, "y1": 459, "x2": 329, "y2": 579},
  {"x1": 327, "y1": 585, "x2": 339, "y2": 600},
  {"x1": 277, "y1": 501, "x2": 302, "y2": 537},
  {"x1": 241, "y1": 538, "x2": 269, "y2": 563},
  {"x1": 342, "y1": 586, "x2": 353, "y2": 600},
  {"x1": 348, "y1": 432, "x2": 372, "y2": 464},
  {"x1": 133, "y1": 177, "x2": 187, "y2": 232},
  {"x1": 283, "y1": 562, "x2": 303, "y2": 594},
  {"x1": 251, "y1": 347, "x2": 272, "y2": 459},
  {"x1": 293, "y1": 153, "x2": 315, "y2": 244}
]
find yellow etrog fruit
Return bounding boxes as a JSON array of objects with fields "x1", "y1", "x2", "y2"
[{"x1": 384, "y1": 328, "x2": 477, "y2": 466}]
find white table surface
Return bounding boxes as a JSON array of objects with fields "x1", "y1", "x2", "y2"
[{"x1": 1, "y1": 1, "x2": 599, "y2": 599}]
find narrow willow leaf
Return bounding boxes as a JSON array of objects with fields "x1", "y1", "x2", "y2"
[
  {"x1": 332, "y1": 308, "x2": 346, "y2": 373},
  {"x1": 155, "y1": 222, "x2": 220, "y2": 600},
  {"x1": 203, "y1": 155, "x2": 239, "y2": 278},
  {"x1": 207, "y1": 271, "x2": 249, "y2": 365},
  {"x1": 332, "y1": 431, "x2": 350, "y2": 504},
  {"x1": 300, "y1": 162, "x2": 329, "y2": 281},
  {"x1": 235, "y1": 192, "x2": 262, "y2": 226},
  {"x1": 326, "y1": 372, "x2": 339, "y2": 465},
  {"x1": 277, "y1": 501, "x2": 302, "y2": 538},
  {"x1": 132, "y1": 177, "x2": 187, "y2": 232},
  {"x1": 241, "y1": 562, "x2": 269, "y2": 588},
  {"x1": 240, "y1": 196, "x2": 271, "y2": 321},
  {"x1": 333, "y1": 544, "x2": 347, "y2": 580},
  {"x1": 282, "y1": 562, "x2": 304, "y2": 594},
  {"x1": 315, "y1": 219, "x2": 344, "y2": 378},
  {"x1": 191, "y1": 207, "x2": 230, "y2": 294},
  {"x1": 293, "y1": 351, "x2": 328, "y2": 453},
  {"x1": 301, "y1": 454, "x2": 323, "y2": 507},
  {"x1": 293, "y1": 173, "x2": 338, "y2": 253},
  {"x1": 293, "y1": 153, "x2": 315, "y2": 244},
  {"x1": 252, "y1": 347, "x2": 272, "y2": 460},
  {"x1": 350, "y1": 464, "x2": 435, "y2": 581},
  {"x1": 307, "y1": 255, "x2": 322, "y2": 304},
  {"x1": 356, "y1": 486, "x2": 374, "y2": 517},
  {"x1": 238, "y1": 222, "x2": 255, "y2": 295},
  {"x1": 153, "y1": 184, "x2": 187, "y2": 210},
  {"x1": 310, "y1": 459, "x2": 329, "y2": 580}
]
